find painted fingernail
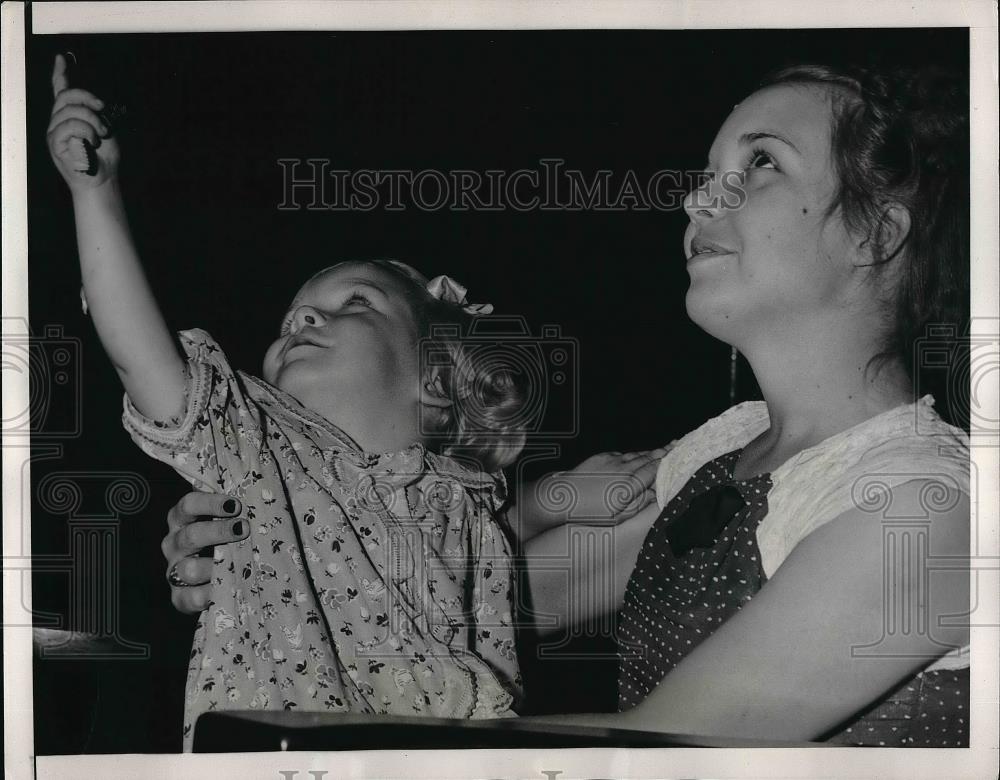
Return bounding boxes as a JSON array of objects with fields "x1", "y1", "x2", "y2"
[
  {"x1": 232, "y1": 520, "x2": 245, "y2": 536},
  {"x1": 223, "y1": 499, "x2": 237, "y2": 513},
  {"x1": 167, "y1": 564, "x2": 187, "y2": 588}
]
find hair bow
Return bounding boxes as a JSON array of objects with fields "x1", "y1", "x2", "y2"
[{"x1": 426, "y1": 275, "x2": 494, "y2": 315}]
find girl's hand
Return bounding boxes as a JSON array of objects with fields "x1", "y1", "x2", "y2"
[
  {"x1": 533, "y1": 446, "x2": 671, "y2": 524},
  {"x1": 162, "y1": 492, "x2": 249, "y2": 614},
  {"x1": 47, "y1": 53, "x2": 120, "y2": 191}
]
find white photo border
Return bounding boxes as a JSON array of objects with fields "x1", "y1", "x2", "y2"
[{"x1": 4, "y1": 2, "x2": 998, "y2": 779}]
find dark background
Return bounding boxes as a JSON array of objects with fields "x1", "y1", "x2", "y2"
[{"x1": 25, "y1": 28, "x2": 968, "y2": 753}]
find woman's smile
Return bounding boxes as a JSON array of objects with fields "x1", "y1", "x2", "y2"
[{"x1": 686, "y1": 235, "x2": 736, "y2": 267}]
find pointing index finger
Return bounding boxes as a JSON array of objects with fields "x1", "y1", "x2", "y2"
[{"x1": 51, "y1": 53, "x2": 70, "y2": 98}]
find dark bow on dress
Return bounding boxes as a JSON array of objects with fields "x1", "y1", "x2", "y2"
[{"x1": 660, "y1": 484, "x2": 746, "y2": 558}]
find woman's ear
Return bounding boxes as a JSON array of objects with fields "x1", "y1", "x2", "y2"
[
  {"x1": 419, "y1": 369, "x2": 454, "y2": 410},
  {"x1": 873, "y1": 203, "x2": 912, "y2": 263}
]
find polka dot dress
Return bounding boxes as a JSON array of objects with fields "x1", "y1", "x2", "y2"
[
  {"x1": 615, "y1": 449, "x2": 970, "y2": 747},
  {"x1": 617, "y1": 450, "x2": 771, "y2": 710},
  {"x1": 823, "y1": 668, "x2": 969, "y2": 746}
]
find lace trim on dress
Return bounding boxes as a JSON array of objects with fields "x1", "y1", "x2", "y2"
[
  {"x1": 122, "y1": 359, "x2": 214, "y2": 451},
  {"x1": 123, "y1": 328, "x2": 506, "y2": 504},
  {"x1": 238, "y1": 358, "x2": 503, "y2": 495},
  {"x1": 653, "y1": 396, "x2": 971, "y2": 672}
]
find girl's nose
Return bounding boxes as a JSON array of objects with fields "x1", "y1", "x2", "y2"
[{"x1": 289, "y1": 305, "x2": 326, "y2": 334}]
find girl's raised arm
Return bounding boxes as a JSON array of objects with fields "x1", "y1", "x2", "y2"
[{"x1": 47, "y1": 54, "x2": 185, "y2": 421}]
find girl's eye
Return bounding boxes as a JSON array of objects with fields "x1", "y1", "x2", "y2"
[
  {"x1": 747, "y1": 147, "x2": 776, "y2": 170},
  {"x1": 345, "y1": 292, "x2": 373, "y2": 307}
]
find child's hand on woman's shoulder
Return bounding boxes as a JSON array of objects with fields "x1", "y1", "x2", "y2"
[{"x1": 47, "y1": 53, "x2": 120, "y2": 191}]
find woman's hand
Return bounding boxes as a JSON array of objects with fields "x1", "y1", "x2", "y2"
[
  {"x1": 513, "y1": 445, "x2": 671, "y2": 541},
  {"x1": 536, "y1": 447, "x2": 670, "y2": 523},
  {"x1": 47, "y1": 53, "x2": 120, "y2": 191},
  {"x1": 162, "y1": 492, "x2": 249, "y2": 614}
]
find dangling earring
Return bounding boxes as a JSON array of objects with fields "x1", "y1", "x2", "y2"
[{"x1": 729, "y1": 345, "x2": 739, "y2": 407}]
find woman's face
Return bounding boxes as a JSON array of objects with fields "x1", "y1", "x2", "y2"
[{"x1": 682, "y1": 83, "x2": 866, "y2": 347}]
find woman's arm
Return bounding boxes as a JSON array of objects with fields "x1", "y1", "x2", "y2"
[
  {"x1": 522, "y1": 479, "x2": 970, "y2": 741},
  {"x1": 516, "y1": 448, "x2": 667, "y2": 635},
  {"x1": 523, "y1": 500, "x2": 661, "y2": 636},
  {"x1": 158, "y1": 460, "x2": 664, "y2": 622},
  {"x1": 48, "y1": 54, "x2": 185, "y2": 421}
]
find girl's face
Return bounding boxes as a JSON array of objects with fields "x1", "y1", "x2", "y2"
[
  {"x1": 262, "y1": 263, "x2": 423, "y2": 423},
  {"x1": 682, "y1": 83, "x2": 867, "y2": 347}
]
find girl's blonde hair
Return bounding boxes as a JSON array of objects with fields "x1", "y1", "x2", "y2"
[{"x1": 324, "y1": 259, "x2": 532, "y2": 473}]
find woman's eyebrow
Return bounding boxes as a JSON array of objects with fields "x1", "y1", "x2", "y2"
[
  {"x1": 739, "y1": 130, "x2": 801, "y2": 155},
  {"x1": 703, "y1": 130, "x2": 801, "y2": 170}
]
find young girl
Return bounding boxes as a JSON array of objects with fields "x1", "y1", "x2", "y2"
[{"x1": 47, "y1": 54, "x2": 530, "y2": 749}]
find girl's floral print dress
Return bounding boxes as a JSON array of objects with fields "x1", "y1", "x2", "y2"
[{"x1": 124, "y1": 330, "x2": 520, "y2": 751}]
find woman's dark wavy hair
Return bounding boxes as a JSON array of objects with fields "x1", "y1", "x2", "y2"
[
  {"x1": 360, "y1": 259, "x2": 531, "y2": 473},
  {"x1": 759, "y1": 63, "x2": 970, "y2": 425}
]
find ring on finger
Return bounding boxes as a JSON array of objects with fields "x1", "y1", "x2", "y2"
[{"x1": 167, "y1": 563, "x2": 190, "y2": 588}]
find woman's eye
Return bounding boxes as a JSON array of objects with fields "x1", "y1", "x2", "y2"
[{"x1": 747, "y1": 148, "x2": 776, "y2": 169}]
